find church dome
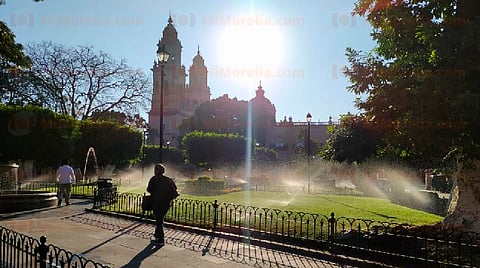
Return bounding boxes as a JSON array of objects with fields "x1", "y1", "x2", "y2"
[{"x1": 250, "y1": 82, "x2": 276, "y2": 117}]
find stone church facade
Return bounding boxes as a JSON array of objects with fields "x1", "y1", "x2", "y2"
[
  {"x1": 149, "y1": 16, "x2": 332, "y2": 160},
  {"x1": 149, "y1": 16, "x2": 210, "y2": 146}
]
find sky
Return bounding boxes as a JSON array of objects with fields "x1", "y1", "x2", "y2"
[{"x1": 0, "y1": 0, "x2": 375, "y2": 123}]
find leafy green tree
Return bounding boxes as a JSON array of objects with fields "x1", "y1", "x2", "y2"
[
  {"x1": 91, "y1": 110, "x2": 147, "y2": 129},
  {"x1": 73, "y1": 120, "x2": 142, "y2": 168},
  {"x1": 0, "y1": 22, "x2": 31, "y2": 69},
  {"x1": 347, "y1": 0, "x2": 480, "y2": 231},
  {"x1": 179, "y1": 93, "x2": 275, "y2": 147},
  {"x1": 0, "y1": 104, "x2": 77, "y2": 167},
  {"x1": 253, "y1": 146, "x2": 278, "y2": 164},
  {"x1": 0, "y1": 21, "x2": 35, "y2": 106},
  {"x1": 143, "y1": 145, "x2": 184, "y2": 165},
  {"x1": 0, "y1": 0, "x2": 43, "y2": 5},
  {"x1": 0, "y1": 103, "x2": 144, "y2": 171},
  {"x1": 295, "y1": 128, "x2": 323, "y2": 159},
  {"x1": 182, "y1": 131, "x2": 247, "y2": 167},
  {"x1": 322, "y1": 114, "x2": 381, "y2": 164},
  {"x1": 180, "y1": 94, "x2": 247, "y2": 135}
]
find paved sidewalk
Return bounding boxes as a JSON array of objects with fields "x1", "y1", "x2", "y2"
[{"x1": 0, "y1": 199, "x2": 371, "y2": 268}]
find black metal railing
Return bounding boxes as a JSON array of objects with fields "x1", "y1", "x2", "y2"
[
  {"x1": 0, "y1": 226, "x2": 110, "y2": 268},
  {"x1": 249, "y1": 184, "x2": 363, "y2": 196},
  {"x1": 93, "y1": 188, "x2": 480, "y2": 267},
  {"x1": 17, "y1": 181, "x2": 102, "y2": 198},
  {"x1": 333, "y1": 216, "x2": 480, "y2": 267}
]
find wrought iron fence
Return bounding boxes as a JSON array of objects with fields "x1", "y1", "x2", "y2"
[
  {"x1": 93, "y1": 189, "x2": 480, "y2": 267},
  {"x1": 333, "y1": 216, "x2": 480, "y2": 267},
  {"x1": 0, "y1": 226, "x2": 110, "y2": 268},
  {"x1": 17, "y1": 181, "x2": 100, "y2": 198},
  {"x1": 249, "y1": 184, "x2": 362, "y2": 196}
]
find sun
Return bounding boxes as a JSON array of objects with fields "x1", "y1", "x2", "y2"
[{"x1": 216, "y1": 23, "x2": 285, "y2": 71}]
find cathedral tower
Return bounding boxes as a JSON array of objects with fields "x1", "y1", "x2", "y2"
[
  {"x1": 149, "y1": 16, "x2": 210, "y2": 146},
  {"x1": 187, "y1": 46, "x2": 210, "y2": 113}
]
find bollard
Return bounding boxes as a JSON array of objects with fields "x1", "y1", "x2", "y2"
[
  {"x1": 142, "y1": 192, "x2": 147, "y2": 217},
  {"x1": 213, "y1": 200, "x2": 219, "y2": 231},
  {"x1": 328, "y1": 212, "x2": 336, "y2": 248},
  {"x1": 93, "y1": 189, "x2": 98, "y2": 209},
  {"x1": 34, "y1": 235, "x2": 48, "y2": 268}
]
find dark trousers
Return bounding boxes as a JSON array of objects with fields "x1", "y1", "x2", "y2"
[
  {"x1": 154, "y1": 206, "x2": 169, "y2": 241},
  {"x1": 58, "y1": 183, "x2": 72, "y2": 205}
]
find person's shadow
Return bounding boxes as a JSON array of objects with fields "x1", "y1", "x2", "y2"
[{"x1": 121, "y1": 242, "x2": 162, "y2": 268}]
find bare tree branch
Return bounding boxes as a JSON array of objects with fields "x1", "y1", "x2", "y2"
[{"x1": 25, "y1": 41, "x2": 151, "y2": 119}]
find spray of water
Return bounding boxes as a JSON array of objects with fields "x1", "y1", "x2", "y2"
[
  {"x1": 18, "y1": 140, "x2": 433, "y2": 212},
  {"x1": 83, "y1": 147, "x2": 98, "y2": 182},
  {"x1": 111, "y1": 162, "x2": 191, "y2": 193}
]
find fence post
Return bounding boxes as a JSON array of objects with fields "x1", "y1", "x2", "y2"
[
  {"x1": 213, "y1": 200, "x2": 219, "y2": 231},
  {"x1": 328, "y1": 212, "x2": 336, "y2": 248},
  {"x1": 142, "y1": 193, "x2": 146, "y2": 217},
  {"x1": 34, "y1": 235, "x2": 48, "y2": 268},
  {"x1": 93, "y1": 189, "x2": 98, "y2": 209}
]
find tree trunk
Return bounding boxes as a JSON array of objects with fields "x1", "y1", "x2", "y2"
[
  {"x1": 444, "y1": 0, "x2": 480, "y2": 234},
  {"x1": 443, "y1": 161, "x2": 480, "y2": 233}
]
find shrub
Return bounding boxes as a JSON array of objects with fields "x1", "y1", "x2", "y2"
[
  {"x1": 181, "y1": 131, "x2": 247, "y2": 166},
  {"x1": 197, "y1": 176, "x2": 212, "y2": 181},
  {"x1": 183, "y1": 176, "x2": 225, "y2": 195}
]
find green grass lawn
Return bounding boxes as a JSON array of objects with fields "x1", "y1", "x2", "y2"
[
  {"x1": 183, "y1": 192, "x2": 443, "y2": 225},
  {"x1": 118, "y1": 185, "x2": 443, "y2": 226}
]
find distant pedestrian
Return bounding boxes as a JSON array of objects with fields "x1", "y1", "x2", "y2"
[
  {"x1": 56, "y1": 161, "x2": 76, "y2": 206},
  {"x1": 146, "y1": 163, "x2": 179, "y2": 246}
]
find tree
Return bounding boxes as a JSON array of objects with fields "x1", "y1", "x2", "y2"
[
  {"x1": 0, "y1": 22, "x2": 31, "y2": 69},
  {"x1": 90, "y1": 110, "x2": 147, "y2": 128},
  {"x1": 295, "y1": 127, "x2": 323, "y2": 159},
  {"x1": 143, "y1": 145, "x2": 184, "y2": 165},
  {"x1": 73, "y1": 120, "x2": 142, "y2": 168},
  {"x1": 0, "y1": 21, "x2": 34, "y2": 106},
  {"x1": 181, "y1": 131, "x2": 247, "y2": 167},
  {"x1": 0, "y1": 104, "x2": 143, "y2": 169},
  {"x1": 25, "y1": 42, "x2": 151, "y2": 119},
  {"x1": 0, "y1": 0, "x2": 43, "y2": 5},
  {"x1": 0, "y1": 104, "x2": 77, "y2": 167},
  {"x1": 179, "y1": 93, "x2": 275, "y2": 147},
  {"x1": 180, "y1": 94, "x2": 248, "y2": 135},
  {"x1": 347, "y1": 0, "x2": 480, "y2": 231},
  {"x1": 253, "y1": 146, "x2": 278, "y2": 164},
  {"x1": 322, "y1": 114, "x2": 381, "y2": 164}
]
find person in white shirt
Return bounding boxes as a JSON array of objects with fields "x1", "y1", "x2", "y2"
[{"x1": 56, "y1": 162, "x2": 76, "y2": 206}]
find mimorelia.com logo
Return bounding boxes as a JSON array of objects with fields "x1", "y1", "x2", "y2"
[{"x1": 8, "y1": 111, "x2": 37, "y2": 136}]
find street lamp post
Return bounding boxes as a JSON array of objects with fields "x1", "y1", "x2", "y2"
[
  {"x1": 157, "y1": 45, "x2": 170, "y2": 163},
  {"x1": 306, "y1": 112, "x2": 312, "y2": 194},
  {"x1": 142, "y1": 125, "x2": 148, "y2": 180}
]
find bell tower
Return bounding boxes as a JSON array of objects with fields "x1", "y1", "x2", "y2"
[
  {"x1": 186, "y1": 46, "x2": 210, "y2": 113},
  {"x1": 148, "y1": 15, "x2": 210, "y2": 146},
  {"x1": 157, "y1": 15, "x2": 182, "y2": 67},
  {"x1": 149, "y1": 15, "x2": 187, "y2": 146},
  {"x1": 189, "y1": 46, "x2": 207, "y2": 90}
]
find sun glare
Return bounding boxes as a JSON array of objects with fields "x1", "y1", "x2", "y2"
[{"x1": 216, "y1": 24, "x2": 285, "y2": 70}]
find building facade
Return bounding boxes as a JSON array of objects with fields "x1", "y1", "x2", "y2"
[
  {"x1": 148, "y1": 16, "x2": 333, "y2": 160},
  {"x1": 149, "y1": 16, "x2": 210, "y2": 146}
]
